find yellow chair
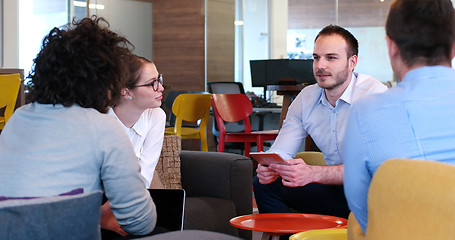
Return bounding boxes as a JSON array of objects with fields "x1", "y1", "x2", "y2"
[
  {"x1": 295, "y1": 151, "x2": 326, "y2": 166},
  {"x1": 164, "y1": 93, "x2": 212, "y2": 151},
  {"x1": 291, "y1": 158, "x2": 455, "y2": 240},
  {"x1": 0, "y1": 73, "x2": 21, "y2": 130},
  {"x1": 290, "y1": 228, "x2": 347, "y2": 240}
]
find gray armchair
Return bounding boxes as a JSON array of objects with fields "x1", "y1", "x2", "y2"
[{"x1": 180, "y1": 150, "x2": 253, "y2": 240}]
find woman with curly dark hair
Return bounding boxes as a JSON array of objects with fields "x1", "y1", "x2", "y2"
[
  {"x1": 27, "y1": 17, "x2": 130, "y2": 113},
  {"x1": 0, "y1": 17, "x2": 157, "y2": 236}
]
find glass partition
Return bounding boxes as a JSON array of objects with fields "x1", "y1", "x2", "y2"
[
  {"x1": 18, "y1": 0, "x2": 69, "y2": 80},
  {"x1": 84, "y1": 0, "x2": 153, "y2": 61},
  {"x1": 287, "y1": 0, "x2": 394, "y2": 83}
]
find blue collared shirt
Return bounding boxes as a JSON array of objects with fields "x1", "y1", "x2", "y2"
[
  {"x1": 343, "y1": 66, "x2": 455, "y2": 233},
  {"x1": 268, "y1": 73, "x2": 387, "y2": 165}
]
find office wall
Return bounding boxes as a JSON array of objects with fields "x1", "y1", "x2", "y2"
[
  {"x1": 269, "y1": 0, "x2": 287, "y2": 59},
  {"x1": 151, "y1": 0, "x2": 205, "y2": 92},
  {"x1": 151, "y1": 0, "x2": 235, "y2": 92},
  {"x1": 2, "y1": 0, "x2": 19, "y2": 68},
  {"x1": 207, "y1": 0, "x2": 235, "y2": 83},
  {"x1": 288, "y1": 0, "x2": 391, "y2": 29},
  {"x1": 93, "y1": 0, "x2": 153, "y2": 61},
  {"x1": 287, "y1": 0, "x2": 394, "y2": 82}
]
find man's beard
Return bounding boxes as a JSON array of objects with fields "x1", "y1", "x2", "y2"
[{"x1": 315, "y1": 64, "x2": 349, "y2": 90}]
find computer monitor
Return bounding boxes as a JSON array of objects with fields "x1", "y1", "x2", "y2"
[
  {"x1": 250, "y1": 60, "x2": 268, "y2": 87},
  {"x1": 250, "y1": 59, "x2": 316, "y2": 87}
]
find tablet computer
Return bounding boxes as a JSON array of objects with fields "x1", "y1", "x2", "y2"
[
  {"x1": 148, "y1": 188, "x2": 186, "y2": 231},
  {"x1": 250, "y1": 152, "x2": 287, "y2": 166}
]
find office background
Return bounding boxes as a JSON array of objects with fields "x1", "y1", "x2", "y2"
[{"x1": 2, "y1": 0, "x2": 454, "y2": 99}]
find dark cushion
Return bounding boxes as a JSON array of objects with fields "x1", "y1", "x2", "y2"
[{"x1": 183, "y1": 197, "x2": 239, "y2": 236}]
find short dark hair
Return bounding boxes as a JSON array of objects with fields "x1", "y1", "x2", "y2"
[
  {"x1": 386, "y1": 0, "x2": 455, "y2": 66},
  {"x1": 315, "y1": 25, "x2": 359, "y2": 58},
  {"x1": 27, "y1": 16, "x2": 134, "y2": 113},
  {"x1": 125, "y1": 55, "x2": 153, "y2": 89}
]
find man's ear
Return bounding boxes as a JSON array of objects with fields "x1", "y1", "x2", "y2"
[
  {"x1": 386, "y1": 36, "x2": 398, "y2": 60},
  {"x1": 386, "y1": 35, "x2": 405, "y2": 81},
  {"x1": 451, "y1": 42, "x2": 455, "y2": 60},
  {"x1": 348, "y1": 54, "x2": 358, "y2": 71}
]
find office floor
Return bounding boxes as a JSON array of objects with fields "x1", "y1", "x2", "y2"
[
  {"x1": 252, "y1": 230, "x2": 263, "y2": 240},
  {"x1": 252, "y1": 197, "x2": 263, "y2": 240}
]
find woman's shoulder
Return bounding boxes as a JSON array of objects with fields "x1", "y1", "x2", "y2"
[
  {"x1": 142, "y1": 107, "x2": 166, "y2": 120},
  {"x1": 136, "y1": 108, "x2": 166, "y2": 131}
]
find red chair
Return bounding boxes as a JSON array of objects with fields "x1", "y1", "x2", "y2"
[{"x1": 211, "y1": 94, "x2": 278, "y2": 157}]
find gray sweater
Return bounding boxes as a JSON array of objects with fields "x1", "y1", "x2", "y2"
[{"x1": 0, "y1": 103, "x2": 156, "y2": 235}]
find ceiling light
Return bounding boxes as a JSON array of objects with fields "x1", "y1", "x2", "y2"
[
  {"x1": 74, "y1": 1, "x2": 105, "y2": 10},
  {"x1": 234, "y1": 20, "x2": 244, "y2": 26}
]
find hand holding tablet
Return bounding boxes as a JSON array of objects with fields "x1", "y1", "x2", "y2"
[{"x1": 250, "y1": 152, "x2": 287, "y2": 167}]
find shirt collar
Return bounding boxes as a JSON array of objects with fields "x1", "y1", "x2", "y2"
[
  {"x1": 317, "y1": 72, "x2": 357, "y2": 107},
  {"x1": 401, "y1": 65, "x2": 452, "y2": 84},
  {"x1": 108, "y1": 107, "x2": 146, "y2": 137},
  {"x1": 338, "y1": 72, "x2": 357, "y2": 105}
]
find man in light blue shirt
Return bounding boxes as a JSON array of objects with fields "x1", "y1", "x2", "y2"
[
  {"x1": 253, "y1": 25, "x2": 387, "y2": 219},
  {"x1": 343, "y1": 0, "x2": 455, "y2": 233}
]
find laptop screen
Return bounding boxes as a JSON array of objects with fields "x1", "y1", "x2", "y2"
[{"x1": 148, "y1": 188, "x2": 186, "y2": 231}]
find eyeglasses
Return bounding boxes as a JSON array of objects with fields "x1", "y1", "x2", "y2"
[{"x1": 135, "y1": 74, "x2": 164, "y2": 91}]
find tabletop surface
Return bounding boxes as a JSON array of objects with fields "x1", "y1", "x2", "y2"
[
  {"x1": 252, "y1": 107, "x2": 282, "y2": 114},
  {"x1": 230, "y1": 213, "x2": 347, "y2": 234}
]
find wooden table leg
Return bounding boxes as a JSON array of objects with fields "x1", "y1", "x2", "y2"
[{"x1": 279, "y1": 94, "x2": 293, "y2": 129}]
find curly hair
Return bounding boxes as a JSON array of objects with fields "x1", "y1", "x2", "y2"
[
  {"x1": 386, "y1": 0, "x2": 455, "y2": 67},
  {"x1": 315, "y1": 25, "x2": 359, "y2": 58},
  {"x1": 27, "y1": 16, "x2": 134, "y2": 113}
]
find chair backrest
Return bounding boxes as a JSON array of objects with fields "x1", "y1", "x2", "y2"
[
  {"x1": 0, "y1": 73, "x2": 21, "y2": 127},
  {"x1": 295, "y1": 151, "x2": 326, "y2": 166},
  {"x1": 211, "y1": 94, "x2": 253, "y2": 135},
  {"x1": 362, "y1": 159, "x2": 455, "y2": 239},
  {"x1": 292, "y1": 159, "x2": 455, "y2": 240},
  {"x1": 171, "y1": 93, "x2": 212, "y2": 137},
  {"x1": 211, "y1": 94, "x2": 252, "y2": 123},
  {"x1": 0, "y1": 190, "x2": 103, "y2": 240},
  {"x1": 207, "y1": 82, "x2": 245, "y2": 94},
  {"x1": 207, "y1": 82, "x2": 246, "y2": 134},
  {"x1": 163, "y1": 91, "x2": 206, "y2": 127},
  {"x1": 172, "y1": 93, "x2": 212, "y2": 122}
]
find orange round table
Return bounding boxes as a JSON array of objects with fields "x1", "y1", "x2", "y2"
[{"x1": 230, "y1": 213, "x2": 347, "y2": 240}]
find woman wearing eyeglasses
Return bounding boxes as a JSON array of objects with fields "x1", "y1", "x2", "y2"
[
  {"x1": 108, "y1": 55, "x2": 166, "y2": 188},
  {"x1": 102, "y1": 55, "x2": 166, "y2": 237}
]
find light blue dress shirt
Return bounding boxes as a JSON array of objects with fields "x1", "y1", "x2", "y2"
[
  {"x1": 268, "y1": 72, "x2": 387, "y2": 165},
  {"x1": 343, "y1": 66, "x2": 455, "y2": 233}
]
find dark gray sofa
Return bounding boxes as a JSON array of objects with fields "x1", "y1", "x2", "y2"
[{"x1": 180, "y1": 150, "x2": 253, "y2": 240}]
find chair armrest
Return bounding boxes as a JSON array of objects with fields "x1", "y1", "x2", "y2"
[{"x1": 180, "y1": 150, "x2": 253, "y2": 216}]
